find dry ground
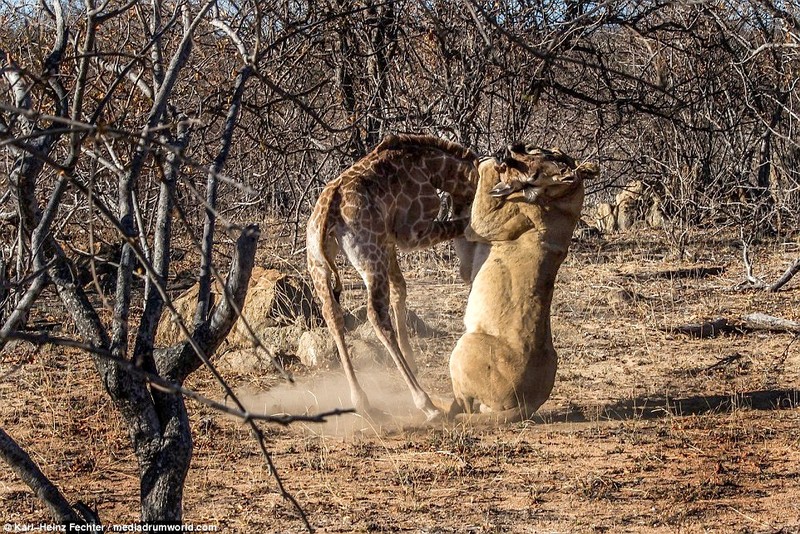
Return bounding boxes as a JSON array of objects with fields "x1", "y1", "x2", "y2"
[{"x1": 2, "y1": 230, "x2": 800, "y2": 532}]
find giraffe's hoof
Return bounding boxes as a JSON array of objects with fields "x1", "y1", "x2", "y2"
[{"x1": 424, "y1": 407, "x2": 444, "y2": 423}]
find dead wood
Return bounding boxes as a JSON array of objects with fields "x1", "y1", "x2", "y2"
[
  {"x1": 663, "y1": 317, "x2": 741, "y2": 338},
  {"x1": 0, "y1": 211, "x2": 18, "y2": 223},
  {"x1": 666, "y1": 313, "x2": 800, "y2": 338},
  {"x1": 703, "y1": 352, "x2": 744, "y2": 372},
  {"x1": 741, "y1": 313, "x2": 800, "y2": 334},
  {"x1": 734, "y1": 238, "x2": 768, "y2": 290},
  {"x1": 624, "y1": 266, "x2": 725, "y2": 282},
  {"x1": 769, "y1": 258, "x2": 800, "y2": 292}
]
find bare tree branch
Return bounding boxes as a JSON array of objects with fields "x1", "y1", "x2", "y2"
[
  {"x1": 769, "y1": 258, "x2": 800, "y2": 292},
  {"x1": 0, "y1": 428, "x2": 83, "y2": 523}
]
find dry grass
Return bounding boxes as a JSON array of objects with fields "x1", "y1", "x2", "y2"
[{"x1": 2, "y1": 228, "x2": 800, "y2": 532}]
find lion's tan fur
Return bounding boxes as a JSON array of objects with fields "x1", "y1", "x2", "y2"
[{"x1": 448, "y1": 150, "x2": 595, "y2": 423}]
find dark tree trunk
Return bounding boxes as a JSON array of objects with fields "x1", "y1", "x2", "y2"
[
  {"x1": 139, "y1": 396, "x2": 192, "y2": 522},
  {"x1": 364, "y1": 1, "x2": 394, "y2": 148}
]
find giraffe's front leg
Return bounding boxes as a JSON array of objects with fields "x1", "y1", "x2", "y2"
[{"x1": 395, "y1": 218, "x2": 469, "y2": 252}]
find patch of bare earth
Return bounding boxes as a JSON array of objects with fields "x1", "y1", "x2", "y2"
[{"x1": 2, "y1": 231, "x2": 799, "y2": 532}]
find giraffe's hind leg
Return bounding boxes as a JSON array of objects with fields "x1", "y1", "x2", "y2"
[
  {"x1": 307, "y1": 245, "x2": 374, "y2": 416},
  {"x1": 388, "y1": 252, "x2": 417, "y2": 374},
  {"x1": 366, "y1": 272, "x2": 440, "y2": 420},
  {"x1": 342, "y1": 237, "x2": 441, "y2": 420}
]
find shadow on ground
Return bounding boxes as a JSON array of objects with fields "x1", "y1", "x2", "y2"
[{"x1": 536, "y1": 389, "x2": 800, "y2": 424}]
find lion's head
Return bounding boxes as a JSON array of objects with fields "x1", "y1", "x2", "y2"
[{"x1": 489, "y1": 144, "x2": 599, "y2": 203}]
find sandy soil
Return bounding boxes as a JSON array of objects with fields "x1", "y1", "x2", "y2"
[{"x1": 1, "y1": 231, "x2": 799, "y2": 532}]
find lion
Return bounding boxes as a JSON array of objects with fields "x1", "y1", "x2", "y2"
[{"x1": 448, "y1": 143, "x2": 598, "y2": 423}]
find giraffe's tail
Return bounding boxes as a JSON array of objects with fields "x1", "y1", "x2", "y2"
[
  {"x1": 307, "y1": 181, "x2": 343, "y2": 303},
  {"x1": 329, "y1": 254, "x2": 342, "y2": 303}
]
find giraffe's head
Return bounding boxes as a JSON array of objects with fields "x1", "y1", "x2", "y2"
[{"x1": 489, "y1": 144, "x2": 599, "y2": 203}]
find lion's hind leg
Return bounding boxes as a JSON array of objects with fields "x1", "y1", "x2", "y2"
[{"x1": 449, "y1": 332, "x2": 526, "y2": 420}]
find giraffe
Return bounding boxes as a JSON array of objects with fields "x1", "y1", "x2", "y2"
[{"x1": 306, "y1": 134, "x2": 480, "y2": 420}]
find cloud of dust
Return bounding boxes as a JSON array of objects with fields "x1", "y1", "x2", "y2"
[{"x1": 236, "y1": 365, "x2": 422, "y2": 436}]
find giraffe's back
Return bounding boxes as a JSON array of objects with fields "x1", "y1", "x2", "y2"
[{"x1": 308, "y1": 134, "x2": 480, "y2": 262}]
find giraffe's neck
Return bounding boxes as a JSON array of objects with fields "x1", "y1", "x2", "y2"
[
  {"x1": 421, "y1": 156, "x2": 477, "y2": 198},
  {"x1": 373, "y1": 134, "x2": 479, "y2": 195},
  {"x1": 426, "y1": 156, "x2": 479, "y2": 214}
]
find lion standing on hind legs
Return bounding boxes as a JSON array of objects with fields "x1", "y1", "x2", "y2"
[
  {"x1": 449, "y1": 144, "x2": 599, "y2": 423},
  {"x1": 306, "y1": 134, "x2": 480, "y2": 421}
]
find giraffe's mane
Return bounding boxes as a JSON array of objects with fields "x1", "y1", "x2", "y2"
[{"x1": 374, "y1": 134, "x2": 480, "y2": 164}]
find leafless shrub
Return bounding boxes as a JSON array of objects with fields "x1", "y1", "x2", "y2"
[{"x1": 1, "y1": 0, "x2": 798, "y2": 527}]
